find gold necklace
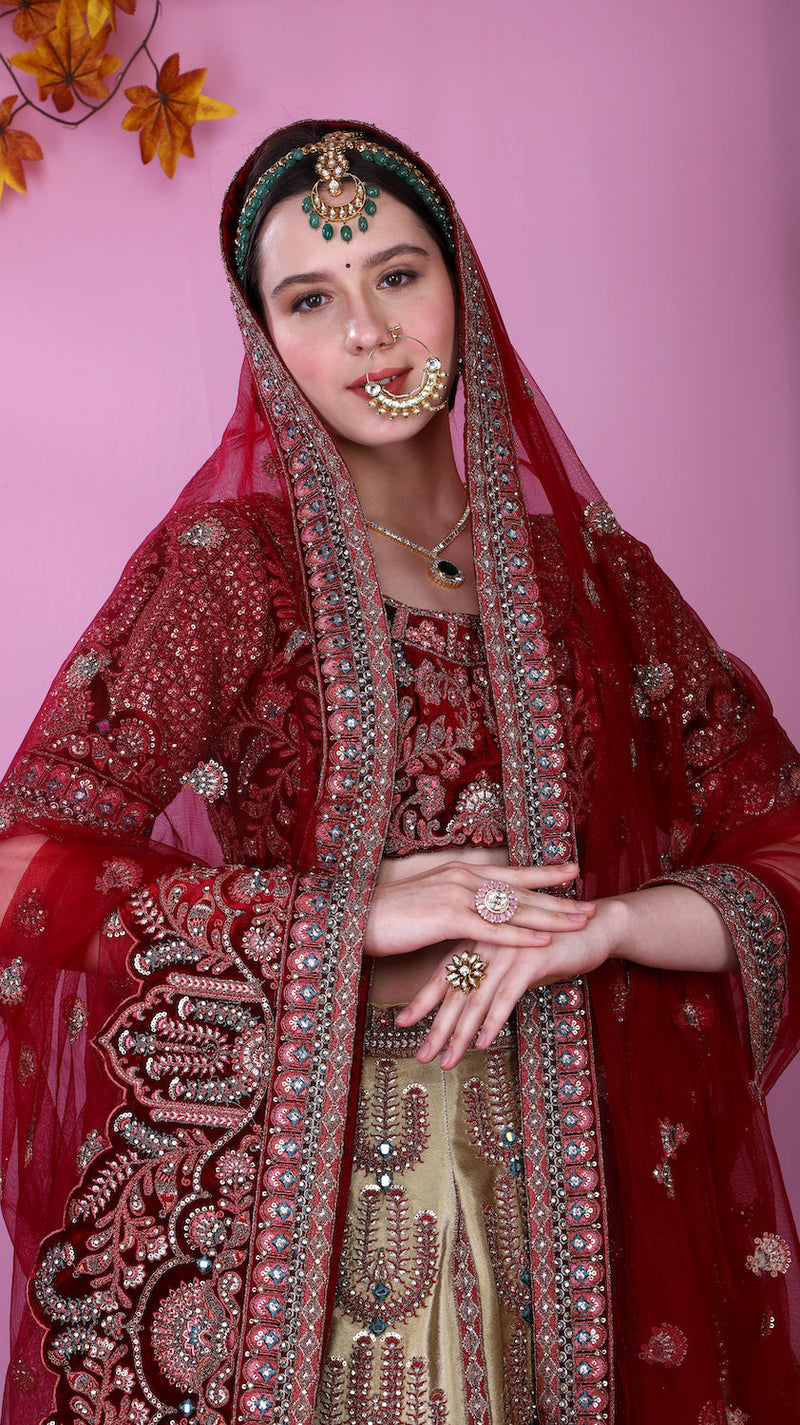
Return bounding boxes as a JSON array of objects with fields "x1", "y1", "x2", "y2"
[{"x1": 365, "y1": 502, "x2": 471, "y2": 588}]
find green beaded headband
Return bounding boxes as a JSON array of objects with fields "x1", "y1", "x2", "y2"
[{"x1": 234, "y1": 130, "x2": 454, "y2": 279}]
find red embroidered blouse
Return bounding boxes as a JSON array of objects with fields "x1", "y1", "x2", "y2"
[{"x1": 383, "y1": 598, "x2": 506, "y2": 856}]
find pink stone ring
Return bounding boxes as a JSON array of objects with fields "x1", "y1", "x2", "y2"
[{"x1": 474, "y1": 881, "x2": 518, "y2": 925}]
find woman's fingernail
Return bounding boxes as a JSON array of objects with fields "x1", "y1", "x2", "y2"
[
  {"x1": 417, "y1": 1040, "x2": 434, "y2": 1062},
  {"x1": 568, "y1": 912, "x2": 587, "y2": 922}
]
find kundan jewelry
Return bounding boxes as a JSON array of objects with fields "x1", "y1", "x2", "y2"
[
  {"x1": 475, "y1": 881, "x2": 518, "y2": 925},
  {"x1": 365, "y1": 326, "x2": 449, "y2": 421},
  {"x1": 234, "y1": 130, "x2": 454, "y2": 276},
  {"x1": 445, "y1": 951, "x2": 488, "y2": 994},
  {"x1": 365, "y1": 500, "x2": 470, "y2": 589}
]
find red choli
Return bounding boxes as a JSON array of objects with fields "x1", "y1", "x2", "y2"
[{"x1": 383, "y1": 598, "x2": 505, "y2": 856}]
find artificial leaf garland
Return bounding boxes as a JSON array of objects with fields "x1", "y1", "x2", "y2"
[{"x1": 0, "y1": 0, "x2": 235, "y2": 203}]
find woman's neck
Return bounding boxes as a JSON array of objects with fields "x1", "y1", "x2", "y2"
[{"x1": 334, "y1": 413, "x2": 465, "y2": 537}]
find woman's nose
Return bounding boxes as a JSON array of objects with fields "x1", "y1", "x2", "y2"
[{"x1": 343, "y1": 298, "x2": 390, "y2": 355}]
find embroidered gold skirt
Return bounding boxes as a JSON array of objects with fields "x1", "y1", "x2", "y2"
[{"x1": 317, "y1": 1006, "x2": 536, "y2": 1425}]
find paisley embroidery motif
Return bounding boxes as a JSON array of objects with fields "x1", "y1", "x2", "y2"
[
  {"x1": 639, "y1": 1322, "x2": 688, "y2": 1366},
  {"x1": 0, "y1": 956, "x2": 26, "y2": 1005},
  {"x1": 745, "y1": 1232, "x2": 792, "y2": 1278}
]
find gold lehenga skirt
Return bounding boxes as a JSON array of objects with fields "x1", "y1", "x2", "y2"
[{"x1": 317, "y1": 1006, "x2": 536, "y2": 1425}]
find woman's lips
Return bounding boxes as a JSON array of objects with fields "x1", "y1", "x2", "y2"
[{"x1": 350, "y1": 367, "x2": 411, "y2": 399}]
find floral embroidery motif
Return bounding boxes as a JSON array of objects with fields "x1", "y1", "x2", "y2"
[
  {"x1": 319, "y1": 1334, "x2": 448, "y2": 1425},
  {"x1": 653, "y1": 1120, "x2": 689, "y2": 1198},
  {"x1": 634, "y1": 661, "x2": 674, "y2": 716},
  {"x1": 0, "y1": 799, "x2": 16, "y2": 832},
  {"x1": 12, "y1": 889, "x2": 48, "y2": 936},
  {"x1": 65, "y1": 648, "x2": 109, "y2": 688},
  {"x1": 95, "y1": 858, "x2": 143, "y2": 893},
  {"x1": 177, "y1": 515, "x2": 227, "y2": 549},
  {"x1": 0, "y1": 956, "x2": 26, "y2": 1006},
  {"x1": 639, "y1": 1322, "x2": 688, "y2": 1366},
  {"x1": 182, "y1": 757, "x2": 229, "y2": 802},
  {"x1": 103, "y1": 908, "x2": 129, "y2": 939},
  {"x1": 9, "y1": 1358, "x2": 36, "y2": 1394},
  {"x1": 353, "y1": 1058, "x2": 429, "y2": 1181},
  {"x1": 698, "y1": 1405, "x2": 749, "y2": 1424},
  {"x1": 446, "y1": 771, "x2": 505, "y2": 845},
  {"x1": 151, "y1": 1277, "x2": 235, "y2": 1394},
  {"x1": 336, "y1": 1186, "x2": 439, "y2": 1332},
  {"x1": 62, "y1": 995, "x2": 88, "y2": 1042},
  {"x1": 584, "y1": 499, "x2": 622, "y2": 536},
  {"x1": 745, "y1": 1232, "x2": 792, "y2": 1278}
]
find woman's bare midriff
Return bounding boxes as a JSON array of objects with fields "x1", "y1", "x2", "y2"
[{"x1": 368, "y1": 844, "x2": 511, "y2": 1004}]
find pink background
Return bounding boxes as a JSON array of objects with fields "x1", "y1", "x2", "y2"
[{"x1": 1, "y1": 0, "x2": 798, "y2": 1374}]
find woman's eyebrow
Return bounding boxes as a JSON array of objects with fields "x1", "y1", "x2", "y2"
[
  {"x1": 270, "y1": 269, "x2": 330, "y2": 299},
  {"x1": 269, "y1": 244, "x2": 431, "y2": 299},
  {"x1": 362, "y1": 243, "x2": 431, "y2": 269}
]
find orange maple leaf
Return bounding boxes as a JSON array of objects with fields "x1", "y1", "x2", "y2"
[
  {"x1": 122, "y1": 53, "x2": 235, "y2": 179},
  {"x1": 6, "y1": 1, "x2": 60, "y2": 42},
  {"x1": 0, "y1": 95, "x2": 44, "y2": 201},
  {"x1": 10, "y1": 0, "x2": 121, "y2": 114},
  {"x1": 86, "y1": 0, "x2": 136, "y2": 39}
]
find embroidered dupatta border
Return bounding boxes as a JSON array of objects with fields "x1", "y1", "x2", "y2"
[
  {"x1": 230, "y1": 291, "x2": 398, "y2": 1423},
  {"x1": 459, "y1": 225, "x2": 615, "y2": 1424}
]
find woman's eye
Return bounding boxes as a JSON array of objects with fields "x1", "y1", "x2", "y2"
[
  {"x1": 292, "y1": 291, "x2": 326, "y2": 313},
  {"x1": 380, "y1": 269, "x2": 416, "y2": 290}
]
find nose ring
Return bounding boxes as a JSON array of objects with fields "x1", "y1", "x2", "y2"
[{"x1": 364, "y1": 325, "x2": 449, "y2": 420}]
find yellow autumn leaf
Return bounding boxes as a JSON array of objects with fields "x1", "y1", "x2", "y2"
[
  {"x1": 86, "y1": 0, "x2": 136, "y2": 40},
  {"x1": 122, "y1": 53, "x2": 235, "y2": 179},
  {"x1": 10, "y1": 0, "x2": 120, "y2": 114},
  {"x1": 0, "y1": 94, "x2": 44, "y2": 201}
]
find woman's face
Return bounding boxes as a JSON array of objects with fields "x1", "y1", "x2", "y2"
[{"x1": 256, "y1": 189, "x2": 457, "y2": 455}]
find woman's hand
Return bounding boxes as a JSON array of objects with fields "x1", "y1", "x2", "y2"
[
  {"x1": 394, "y1": 882, "x2": 736, "y2": 1069},
  {"x1": 395, "y1": 896, "x2": 620, "y2": 1069},
  {"x1": 363, "y1": 858, "x2": 592, "y2": 960}
]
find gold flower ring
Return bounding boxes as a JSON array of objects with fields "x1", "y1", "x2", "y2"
[{"x1": 444, "y1": 951, "x2": 488, "y2": 994}]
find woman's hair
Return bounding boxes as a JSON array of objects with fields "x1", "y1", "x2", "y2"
[{"x1": 240, "y1": 121, "x2": 457, "y2": 327}]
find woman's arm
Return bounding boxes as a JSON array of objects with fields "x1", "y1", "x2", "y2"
[{"x1": 366, "y1": 866, "x2": 735, "y2": 1068}]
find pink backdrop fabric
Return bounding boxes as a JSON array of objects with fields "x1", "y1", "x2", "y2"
[{"x1": 1, "y1": 0, "x2": 798, "y2": 1382}]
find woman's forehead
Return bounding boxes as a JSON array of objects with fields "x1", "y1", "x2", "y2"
[{"x1": 257, "y1": 190, "x2": 438, "y2": 287}]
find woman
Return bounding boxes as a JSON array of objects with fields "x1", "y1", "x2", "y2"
[{"x1": 1, "y1": 119, "x2": 799, "y2": 1425}]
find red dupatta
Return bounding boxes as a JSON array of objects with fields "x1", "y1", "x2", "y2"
[{"x1": 0, "y1": 121, "x2": 799, "y2": 1424}]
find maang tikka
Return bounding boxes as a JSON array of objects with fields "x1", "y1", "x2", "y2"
[
  {"x1": 365, "y1": 326, "x2": 449, "y2": 420},
  {"x1": 234, "y1": 131, "x2": 454, "y2": 278},
  {"x1": 301, "y1": 132, "x2": 379, "y2": 241}
]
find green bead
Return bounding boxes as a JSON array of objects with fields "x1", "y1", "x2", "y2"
[
  {"x1": 291, "y1": 148, "x2": 304, "y2": 161},
  {"x1": 366, "y1": 184, "x2": 380, "y2": 198},
  {"x1": 358, "y1": 215, "x2": 368, "y2": 232},
  {"x1": 386, "y1": 155, "x2": 398, "y2": 170},
  {"x1": 341, "y1": 225, "x2": 352, "y2": 241},
  {"x1": 322, "y1": 222, "x2": 334, "y2": 240},
  {"x1": 308, "y1": 212, "x2": 320, "y2": 229},
  {"x1": 365, "y1": 199, "x2": 377, "y2": 216},
  {"x1": 374, "y1": 151, "x2": 385, "y2": 165},
  {"x1": 301, "y1": 196, "x2": 312, "y2": 213}
]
